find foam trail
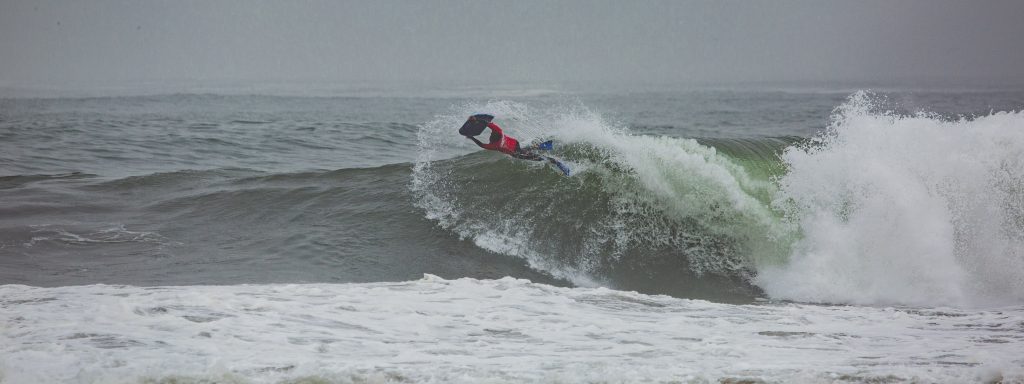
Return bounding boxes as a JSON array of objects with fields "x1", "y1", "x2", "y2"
[{"x1": 758, "y1": 91, "x2": 1024, "y2": 307}]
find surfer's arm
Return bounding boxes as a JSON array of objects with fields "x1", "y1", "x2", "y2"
[
  {"x1": 479, "y1": 141, "x2": 501, "y2": 150},
  {"x1": 467, "y1": 136, "x2": 486, "y2": 148},
  {"x1": 468, "y1": 135, "x2": 501, "y2": 150},
  {"x1": 486, "y1": 122, "x2": 503, "y2": 135}
]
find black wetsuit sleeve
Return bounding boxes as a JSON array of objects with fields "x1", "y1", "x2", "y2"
[{"x1": 468, "y1": 136, "x2": 486, "y2": 148}]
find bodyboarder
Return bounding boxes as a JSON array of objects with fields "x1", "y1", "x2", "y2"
[{"x1": 459, "y1": 114, "x2": 570, "y2": 175}]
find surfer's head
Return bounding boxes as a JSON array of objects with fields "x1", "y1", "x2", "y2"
[{"x1": 489, "y1": 131, "x2": 502, "y2": 143}]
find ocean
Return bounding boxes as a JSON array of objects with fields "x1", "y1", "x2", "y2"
[{"x1": 1, "y1": 86, "x2": 1022, "y2": 383}]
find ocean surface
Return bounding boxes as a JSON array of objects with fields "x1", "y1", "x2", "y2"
[{"x1": 1, "y1": 86, "x2": 1023, "y2": 383}]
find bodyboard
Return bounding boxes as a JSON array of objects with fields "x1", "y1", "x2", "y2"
[{"x1": 459, "y1": 114, "x2": 494, "y2": 136}]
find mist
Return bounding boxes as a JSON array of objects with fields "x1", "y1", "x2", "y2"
[{"x1": 2, "y1": 0, "x2": 1023, "y2": 92}]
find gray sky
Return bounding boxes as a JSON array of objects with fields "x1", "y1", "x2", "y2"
[{"x1": 2, "y1": 0, "x2": 1023, "y2": 91}]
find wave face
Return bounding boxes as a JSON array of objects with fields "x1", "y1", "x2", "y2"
[
  {"x1": 413, "y1": 95, "x2": 1024, "y2": 307},
  {"x1": 760, "y1": 91, "x2": 1024, "y2": 307},
  {"x1": 413, "y1": 101, "x2": 798, "y2": 300}
]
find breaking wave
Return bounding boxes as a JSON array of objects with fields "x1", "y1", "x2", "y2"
[{"x1": 413, "y1": 93, "x2": 1024, "y2": 307}]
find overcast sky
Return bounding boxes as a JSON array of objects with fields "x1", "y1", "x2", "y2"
[{"x1": 2, "y1": 0, "x2": 1023, "y2": 91}]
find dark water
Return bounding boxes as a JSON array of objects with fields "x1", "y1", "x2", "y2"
[{"x1": 2, "y1": 89, "x2": 1023, "y2": 303}]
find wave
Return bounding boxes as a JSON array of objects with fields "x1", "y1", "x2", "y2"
[
  {"x1": 413, "y1": 94, "x2": 1024, "y2": 307},
  {"x1": 413, "y1": 101, "x2": 797, "y2": 298},
  {"x1": 7, "y1": 91, "x2": 1022, "y2": 307}
]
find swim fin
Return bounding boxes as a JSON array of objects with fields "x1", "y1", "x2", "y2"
[{"x1": 550, "y1": 158, "x2": 571, "y2": 176}]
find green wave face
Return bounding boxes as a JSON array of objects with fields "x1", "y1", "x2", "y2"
[{"x1": 413, "y1": 101, "x2": 799, "y2": 298}]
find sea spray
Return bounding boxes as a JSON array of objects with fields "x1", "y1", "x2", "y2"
[{"x1": 758, "y1": 91, "x2": 1024, "y2": 307}]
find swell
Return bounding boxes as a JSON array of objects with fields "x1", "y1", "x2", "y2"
[
  {"x1": 0, "y1": 164, "x2": 563, "y2": 288},
  {"x1": 0, "y1": 95, "x2": 428, "y2": 178}
]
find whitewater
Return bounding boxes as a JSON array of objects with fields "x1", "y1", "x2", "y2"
[
  {"x1": 3, "y1": 89, "x2": 1024, "y2": 383},
  {"x1": 2, "y1": 276, "x2": 1021, "y2": 383},
  {"x1": 762, "y1": 92, "x2": 1024, "y2": 307}
]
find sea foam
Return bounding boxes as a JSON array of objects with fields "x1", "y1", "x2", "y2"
[{"x1": 1, "y1": 277, "x2": 1021, "y2": 383}]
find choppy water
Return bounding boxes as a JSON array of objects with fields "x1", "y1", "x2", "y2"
[{"x1": 2, "y1": 87, "x2": 1023, "y2": 382}]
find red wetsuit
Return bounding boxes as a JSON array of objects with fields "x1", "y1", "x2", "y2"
[{"x1": 479, "y1": 123, "x2": 520, "y2": 155}]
